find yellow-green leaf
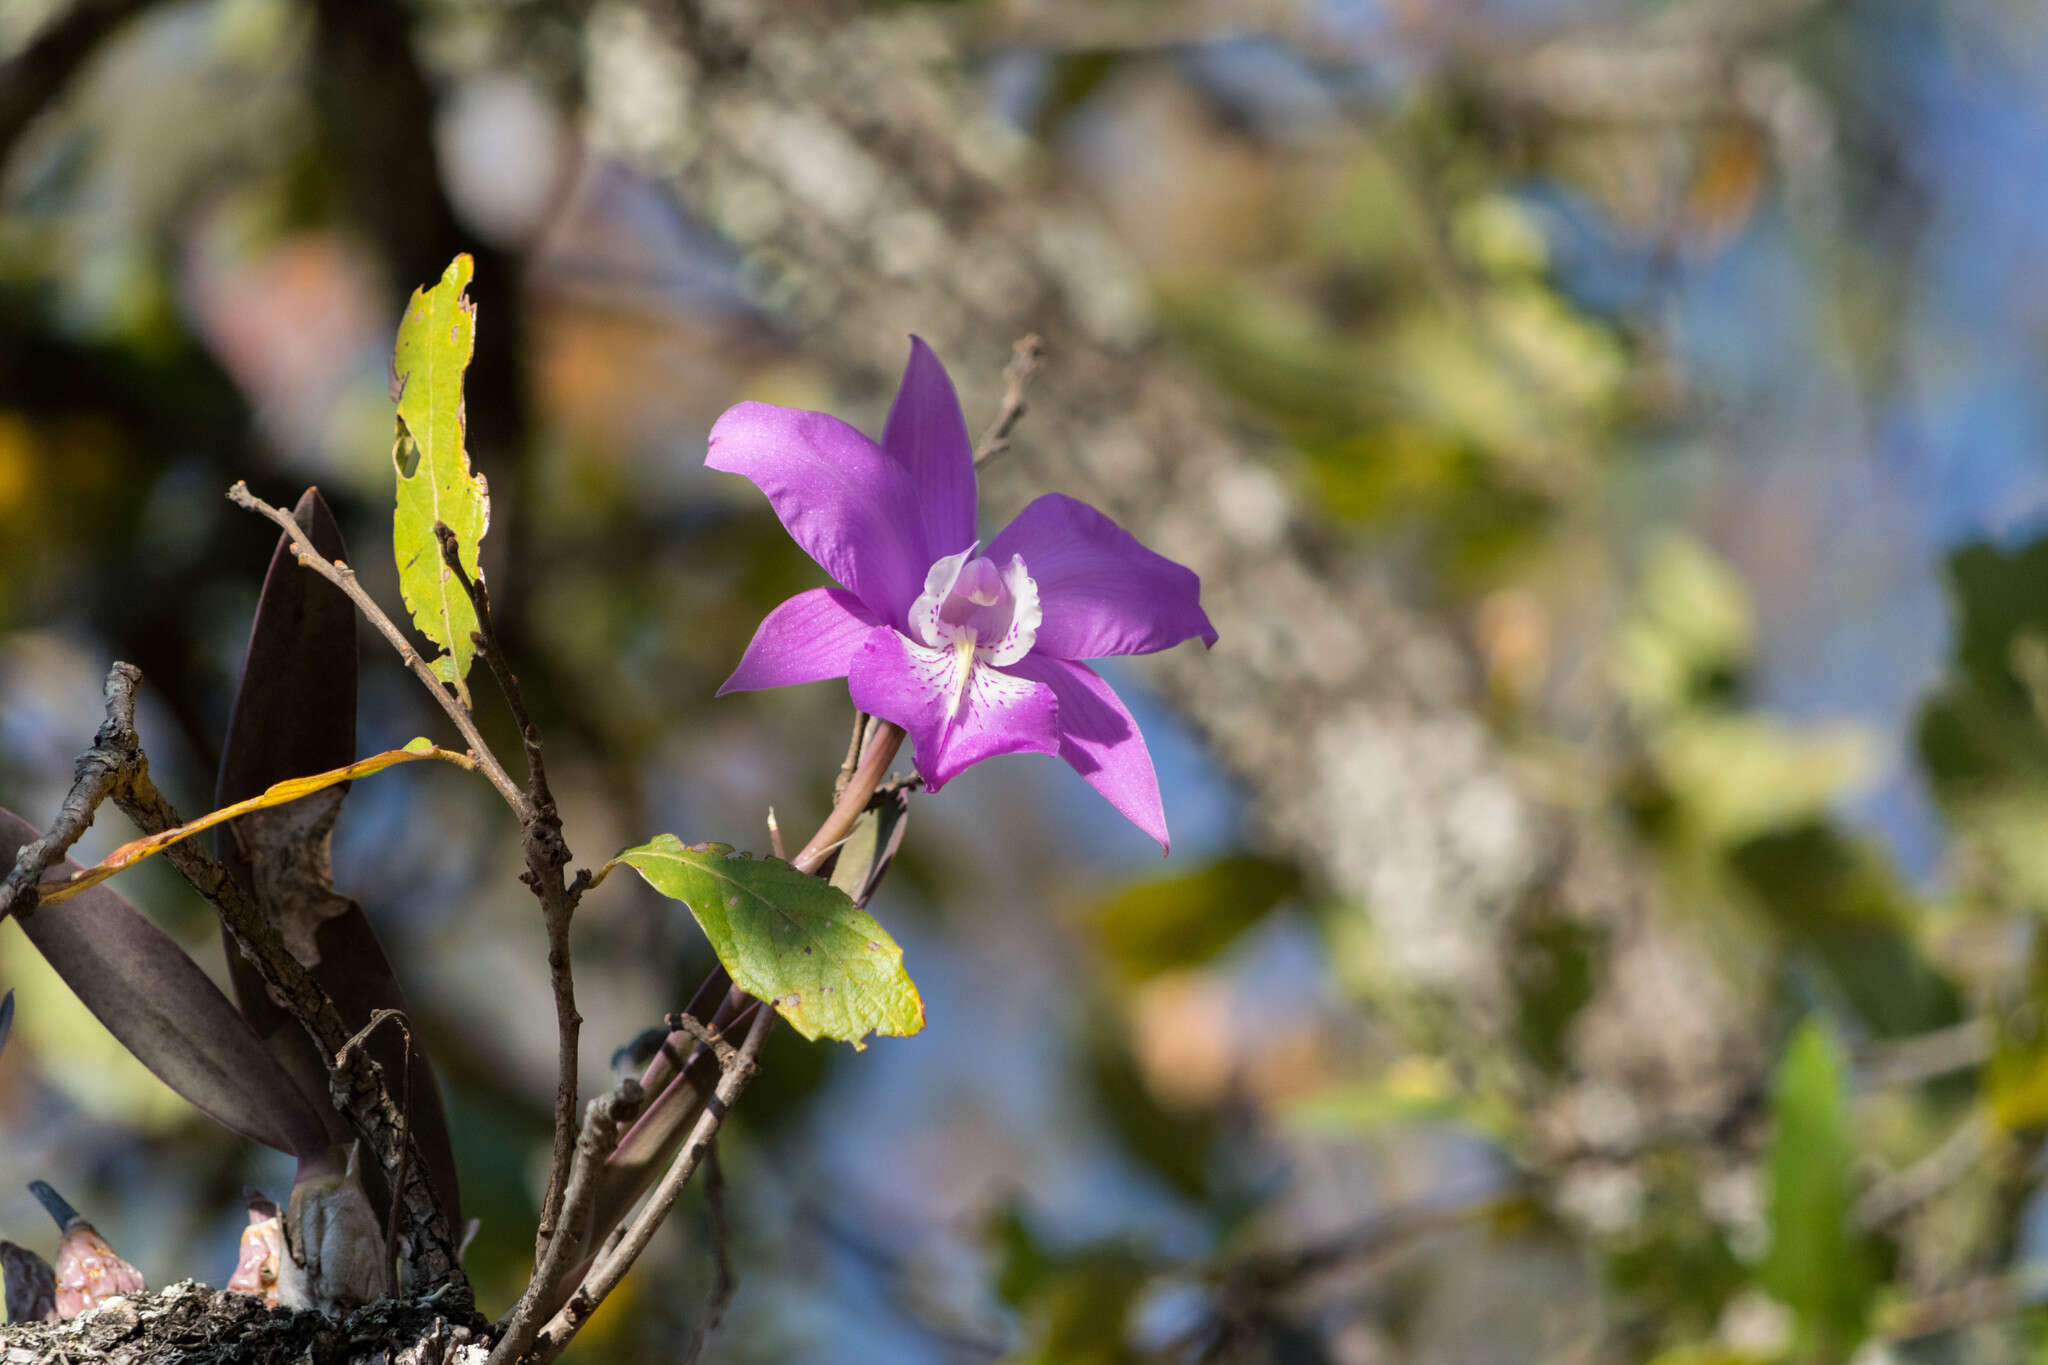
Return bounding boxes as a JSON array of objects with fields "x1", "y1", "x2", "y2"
[
  {"x1": 612, "y1": 836, "x2": 924, "y2": 1048},
  {"x1": 34, "y1": 744, "x2": 472, "y2": 906},
  {"x1": 392, "y1": 253, "x2": 489, "y2": 706}
]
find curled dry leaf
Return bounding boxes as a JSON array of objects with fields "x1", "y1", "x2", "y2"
[{"x1": 33, "y1": 742, "x2": 466, "y2": 908}]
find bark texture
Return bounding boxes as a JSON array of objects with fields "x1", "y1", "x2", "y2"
[{"x1": 0, "y1": 1283, "x2": 487, "y2": 1364}]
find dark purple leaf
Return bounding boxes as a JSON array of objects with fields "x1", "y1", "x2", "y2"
[{"x1": 0, "y1": 812, "x2": 329, "y2": 1158}]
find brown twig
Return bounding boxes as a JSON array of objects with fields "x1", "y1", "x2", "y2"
[
  {"x1": 230, "y1": 484, "x2": 583, "y2": 1286},
  {"x1": 430, "y1": 520, "x2": 585, "y2": 1258},
  {"x1": 508, "y1": 645, "x2": 910, "y2": 1359},
  {"x1": 664, "y1": 1011, "x2": 744, "y2": 1072},
  {"x1": 3, "y1": 663, "x2": 463, "y2": 1291},
  {"x1": 528, "y1": 1004, "x2": 774, "y2": 1363},
  {"x1": 486, "y1": 1077, "x2": 646, "y2": 1365},
  {"x1": 972, "y1": 334, "x2": 1045, "y2": 467}
]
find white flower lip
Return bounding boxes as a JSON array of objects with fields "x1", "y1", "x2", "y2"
[{"x1": 908, "y1": 547, "x2": 1040, "y2": 667}]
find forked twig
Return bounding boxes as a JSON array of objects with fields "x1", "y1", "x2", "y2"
[{"x1": 973, "y1": 334, "x2": 1045, "y2": 467}]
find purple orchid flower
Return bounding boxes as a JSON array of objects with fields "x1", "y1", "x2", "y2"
[{"x1": 707, "y1": 338, "x2": 1217, "y2": 851}]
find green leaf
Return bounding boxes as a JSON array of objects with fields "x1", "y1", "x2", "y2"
[
  {"x1": 391, "y1": 254, "x2": 489, "y2": 705},
  {"x1": 1761, "y1": 1019, "x2": 1873, "y2": 1363},
  {"x1": 613, "y1": 836, "x2": 924, "y2": 1048}
]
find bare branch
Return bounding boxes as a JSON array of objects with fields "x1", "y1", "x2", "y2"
[
  {"x1": 663, "y1": 1011, "x2": 748, "y2": 1075},
  {"x1": 972, "y1": 334, "x2": 1045, "y2": 468},
  {"x1": 1856, "y1": 1110, "x2": 1999, "y2": 1232},
  {"x1": 528, "y1": 1005, "x2": 775, "y2": 1363},
  {"x1": 486, "y1": 1077, "x2": 645, "y2": 1365},
  {"x1": 833, "y1": 710, "x2": 869, "y2": 800}
]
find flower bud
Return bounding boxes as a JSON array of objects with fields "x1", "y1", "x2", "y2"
[
  {"x1": 29, "y1": 1181, "x2": 145, "y2": 1318},
  {"x1": 226, "y1": 1191, "x2": 284, "y2": 1308}
]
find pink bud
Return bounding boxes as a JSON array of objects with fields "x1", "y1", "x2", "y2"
[
  {"x1": 30, "y1": 1181, "x2": 145, "y2": 1319},
  {"x1": 227, "y1": 1192, "x2": 284, "y2": 1308}
]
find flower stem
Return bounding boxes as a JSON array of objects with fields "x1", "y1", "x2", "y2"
[{"x1": 790, "y1": 723, "x2": 905, "y2": 874}]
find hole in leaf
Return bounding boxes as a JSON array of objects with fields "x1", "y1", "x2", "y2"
[{"x1": 393, "y1": 419, "x2": 422, "y2": 479}]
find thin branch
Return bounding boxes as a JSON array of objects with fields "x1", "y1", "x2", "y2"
[
  {"x1": 487, "y1": 1077, "x2": 646, "y2": 1365},
  {"x1": 1, "y1": 663, "x2": 463, "y2": 1291},
  {"x1": 1859, "y1": 1018, "x2": 1994, "y2": 1091},
  {"x1": 431, "y1": 519, "x2": 586, "y2": 1257},
  {"x1": 1214, "y1": 1184, "x2": 1523, "y2": 1291},
  {"x1": 1879, "y1": 1262, "x2": 2048, "y2": 1342},
  {"x1": 528, "y1": 1005, "x2": 774, "y2": 1363},
  {"x1": 680, "y1": 1144, "x2": 734, "y2": 1365},
  {"x1": 664, "y1": 1011, "x2": 744, "y2": 1072},
  {"x1": 972, "y1": 334, "x2": 1045, "y2": 468},
  {"x1": 434, "y1": 521, "x2": 547, "y2": 798},
  {"x1": 226, "y1": 483, "x2": 525, "y2": 813}
]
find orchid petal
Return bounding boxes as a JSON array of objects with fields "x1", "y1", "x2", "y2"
[
  {"x1": 718, "y1": 588, "x2": 882, "y2": 695},
  {"x1": 1008, "y1": 655, "x2": 1168, "y2": 853},
  {"x1": 707, "y1": 403, "x2": 928, "y2": 624},
  {"x1": 848, "y1": 628, "x2": 1060, "y2": 790},
  {"x1": 988, "y1": 494, "x2": 1218, "y2": 659},
  {"x1": 881, "y1": 337, "x2": 978, "y2": 563}
]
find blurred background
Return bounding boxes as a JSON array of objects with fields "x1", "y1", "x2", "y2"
[{"x1": 4, "y1": 0, "x2": 2048, "y2": 1360}]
